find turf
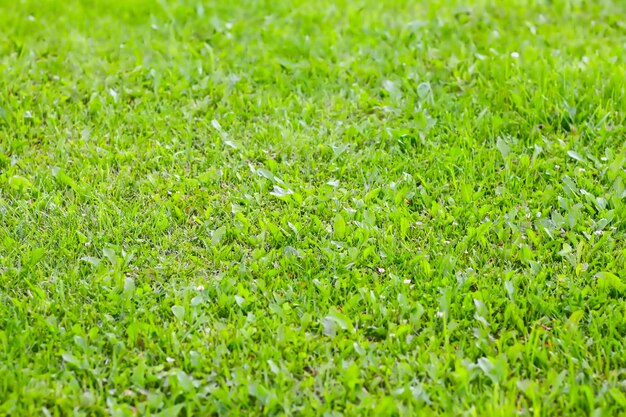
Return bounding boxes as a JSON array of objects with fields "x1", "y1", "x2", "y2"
[{"x1": 1, "y1": 0, "x2": 626, "y2": 415}]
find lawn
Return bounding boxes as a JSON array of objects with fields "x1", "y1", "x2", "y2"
[{"x1": 1, "y1": 0, "x2": 626, "y2": 415}]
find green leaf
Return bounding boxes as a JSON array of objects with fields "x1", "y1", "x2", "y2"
[
  {"x1": 171, "y1": 305, "x2": 185, "y2": 321},
  {"x1": 80, "y1": 256, "x2": 101, "y2": 267},
  {"x1": 373, "y1": 396, "x2": 398, "y2": 414},
  {"x1": 29, "y1": 247, "x2": 46, "y2": 266},
  {"x1": 176, "y1": 370, "x2": 194, "y2": 392},
  {"x1": 610, "y1": 388, "x2": 626, "y2": 407},
  {"x1": 476, "y1": 356, "x2": 508, "y2": 384},
  {"x1": 211, "y1": 226, "x2": 227, "y2": 246},
  {"x1": 343, "y1": 363, "x2": 361, "y2": 390},
  {"x1": 123, "y1": 277, "x2": 135, "y2": 297},
  {"x1": 154, "y1": 403, "x2": 185, "y2": 417},
  {"x1": 596, "y1": 272, "x2": 626, "y2": 293},
  {"x1": 567, "y1": 310, "x2": 584, "y2": 327},
  {"x1": 190, "y1": 295, "x2": 203, "y2": 306},
  {"x1": 321, "y1": 316, "x2": 337, "y2": 338},
  {"x1": 324, "y1": 309, "x2": 354, "y2": 333},
  {"x1": 131, "y1": 360, "x2": 147, "y2": 386},
  {"x1": 234, "y1": 295, "x2": 245, "y2": 307},
  {"x1": 567, "y1": 150, "x2": 585, "y2": 163},
  {"x1": 8, "y1": 175, "x2": 32, "y2": 190},
  {"x1": 51, "y1": 167, "x2": 79, "y2": 190},
  {"x1": 61, "y1": 353, "x2": 83, "y2": 369},
  {"x1": 383, "y1": 79, "x2": 402, "y2": 101},
  {"x1": 102, "y1": 247, "x2": 118, "y2": 267},
  {"x1": 417, "y1": 82, "x2": 432, "y2": 100},
  {"x1": 269, "y1": 185, "x2": 294, "y2": 198},
  {"x1": 496, "y1": 138, "x2": 510, "y2": 159},
  {"x1": 256, "y1": 168, "x2": 276, "y2": 181},
  {"x1": 333, "y1": 213, "x2": 346, "y2": 240}
]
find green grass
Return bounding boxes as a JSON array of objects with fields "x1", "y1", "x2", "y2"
[{"x1": 1, "y1": 0, "x2": 626, "y2": 415}]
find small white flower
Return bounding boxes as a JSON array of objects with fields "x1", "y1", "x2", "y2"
[
  {"x1": 511, "y1": 52, "x2": 520, "y2": 59},
  {"x1": 403, "y1": 279, "x2": 412, "y2": 284},
  {"x1": 196, "y1": 285, "x2": 205, "y2": 291}
]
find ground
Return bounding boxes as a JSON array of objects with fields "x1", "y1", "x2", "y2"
[{"x1": 1, "y1": 0, "x2": 626, "y2": 415}]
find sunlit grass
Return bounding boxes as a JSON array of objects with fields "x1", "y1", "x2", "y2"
[{"x1": 1, "y1": 0, "x2": 626, "y2": 415}]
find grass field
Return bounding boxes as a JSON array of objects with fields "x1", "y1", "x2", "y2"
[{"x1": 1, "y1": 0, "x2": 626, "y2": 415}]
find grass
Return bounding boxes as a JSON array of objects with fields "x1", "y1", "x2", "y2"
[{"x1": 1, "y1": 0, "x2": 626, "y2": 415}]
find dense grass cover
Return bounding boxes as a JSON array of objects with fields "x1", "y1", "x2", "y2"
[{"x1": 1, "y1": 0, "x2": 626, "y2": 415}]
